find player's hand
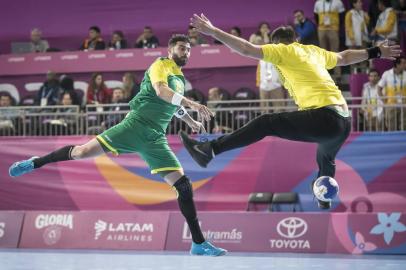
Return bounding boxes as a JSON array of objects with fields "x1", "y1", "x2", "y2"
[
  {"x1": 189, "y1": 120, "x2": 206, "y2": 134},
  {"x1": 378, "y1": 40, "x2": 401, "y2": 60},
  {"x1": 190, "y1": 13, "x2": 216, "y2": 36},
  {"x1": 188, "y1": 102, "x2": 214, "y2": 122}
]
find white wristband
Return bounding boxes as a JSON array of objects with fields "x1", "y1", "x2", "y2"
[
  {"x1": 174, "y1": 106, "x2": 187, "y2": 118},
  {"x1": 171, "y1": 92, "x2": 183, "y2": 106}
]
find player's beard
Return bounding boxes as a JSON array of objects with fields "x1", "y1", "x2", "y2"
[{"x1": 172, "y1": 53, "x2": 188, "y2": 67}]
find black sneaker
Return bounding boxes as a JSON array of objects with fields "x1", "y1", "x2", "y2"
[
  {"x1": 311, "y1": 180, "x2": 331, "y2": 210},
  {"x1": 179, "y1": 131, "x2": 214, "y2": 168}
]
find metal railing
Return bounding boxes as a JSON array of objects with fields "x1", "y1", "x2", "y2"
[{"x1": 1, "y1": 97, "x2": 405, "y2": 137}]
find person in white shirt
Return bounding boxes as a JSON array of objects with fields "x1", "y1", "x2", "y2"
[
  {"x1": 345, "y1": 0, "x2": 370, "y2": 48},
  {"x1": 371, "y1": 0, "x2": 398, "y2": 44},
  {"x1": 257, "y1": 60, "x2": 285, "y2": 113},
  {"x1": 377, "y1": 57, "x2": 406, "y2": 130},
  {"x1": 361, "y1": 69, "x2": 383, "y2": 130}
]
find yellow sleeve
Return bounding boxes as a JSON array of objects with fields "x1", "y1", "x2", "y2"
[
  {"x1": 376, "y1": 10, "x2": 396, "y2": 34},
  {"x1": 345, "y1": 11, "x2": 354, "y2": 41},
  {"x1": 314, "y1": 46, "x2": 338, "y2": 70},
  {"x1": 261, "y1": 44, "x2": 283, "y2": 65},
  {"x1": 149, "y1": 60, "x2": 169, "y2": 85},
  {"x1": 256, "y1": 62, "x2": 260, "y2": 87}
]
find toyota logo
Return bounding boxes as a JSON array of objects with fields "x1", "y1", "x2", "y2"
[{"x1": 276, "y1": 217, "x2": 308, "y2": 239}]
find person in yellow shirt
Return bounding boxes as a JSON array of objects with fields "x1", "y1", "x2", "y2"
[{"x1": 180, "y1": 13, "x2": 400, "y2": 210}]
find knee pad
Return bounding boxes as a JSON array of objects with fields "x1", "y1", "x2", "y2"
[{"x1": 173, "y1": 175, "x2": 193, "y2": 201}]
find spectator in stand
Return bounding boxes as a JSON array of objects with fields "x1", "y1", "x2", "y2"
[
  {"x1": 256, "y1": 59, "x2": 285, "y2": 113},
  {"x1": 101, "y1": 88, "x2": 129, "y2": 129},
  {"x1": 80, "y1": 26, "x2": 106, "y2": 51},
  {"x1": 214, "y1": 27, "x2": 242, "y2": 44},
  {"x1": 249, "y1": 22, "x2": 271, "y2": 45},
  {"x1": 188, "y1": 26, "x2": 208, "y2": 46},
  {"x1": 86, "y1": 73, "x2": 111, "y2": 105},
  {"x1": 207, "y1": 87, "x2": 231, "y2": 133},
  {"x1": 314, "y1": 0, "x2": 345, "y2": 77},
  {"x1": 0, "y1": 93, "x2": 19, "y2": 135},
  {"x1": 36, "y1": 71, "x2": 60, "y2": 106},
  {"x1": 135, "y1": 26, "x2": 159, "y2": 48},
  {"x1": 371, "y1": 0, "x2": 398, "y2": 43},
  {"x1": 361, "y1": 69, "x2": 383, "y2": 130},
  {"x1": 378, "y1": 56, "x2": 406, "y2": 130},
  {"x1": 29, "y1": 28, "x2": 49, "y2": 53},
  {"x1": 122, "y1": 72, "x2": 140, "y2": 102},
  {"x1": 108, "y1": 30, "x2": 128, "y2": 50},
  {"x1": 59, "y1": 75, "x2": 81, "y2": 106},
  {"x1": 293, "y1": 10, "x2": 319, "y2": 45},
  {"x1": 345, "y1": 0, "x2": 370, "y2": 49},
  {"x1": 394, "y1": 0, "x2": 406, "y2": 33}
]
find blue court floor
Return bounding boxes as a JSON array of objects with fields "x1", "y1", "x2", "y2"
[{"x1": 0, "y1": 249, "x2": 405, "y2": 270}]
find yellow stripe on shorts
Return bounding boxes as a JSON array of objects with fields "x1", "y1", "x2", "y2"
[
  {"x1": 151, "y1": 167, "x2": 182, "y2": 174},
  {"x1": 97, "y1": 135, "x2": 119, "y2": 155}
]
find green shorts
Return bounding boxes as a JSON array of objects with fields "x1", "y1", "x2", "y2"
[{"x1": 96, "y1": 112, "x2": 182, "y2": 174}]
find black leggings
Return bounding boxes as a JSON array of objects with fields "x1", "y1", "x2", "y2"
[{"x1": 212, "y1": 108, "x2": 351, "y2": 178}]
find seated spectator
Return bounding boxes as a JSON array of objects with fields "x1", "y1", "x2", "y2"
[
  {"x1": 87, "y1": 73, "x2": 111, "y2": 105},
  {"x1": 214, "y1": 27, "x2": 242, "y2": 44},
  {"x1": 249, "y1": 22, "x2": 270, "y2": 45},
  {"x1": 59, "y1": 75, "x2": 81, "y2": 105},
  {"x1": 102, "y1": 88, "x2": 129, "y2": 129},
  {"x1": 378, "y1": 57, "x2": 406, "y2": 131},
  {"x1": 257, "y1": 60, "x2": 285, "y2": 113},
  {"x1": 122, "y1": 72, "x2": 140, "y2": 101},
  {"x1": 184, "y1": 88, "x2": 205, "y2": 104},
  {"x1": 108, "y1": 30, "x2": 128, "y2": 50},
  {"x1": 361, "y1": 69, "x2": 383, "y2": 130},
  {"x1": 293, "y1": 10, "x2": 318, "y2": 45},
  {"x1": 30, "y1": 28, "x2": 49, "y2": 53},
  {"x1": 188, "y1": 26, "x2": 208, "y2": 46},
  {"x1": 371, "y1": 0, "x2": 398, "y2": 43},
  {"x1": 35, "y1": 71, "x2": 60, "y2": 106},
  {"x1": 345, "y1": 0, "x2": 370, "y2": 49},
  {"x1": 135, "y1": 26, "x2": 159, "y2": 48},
  {"x1": 0, "y1": 93, "x2": 19, "y2": 135},
  {"x1": 207, "y1": 87, "x2": 232, "y2": 133},
  {"x1": 394, "y1": 0, "x2": 406, "y2": 34},
  {"x1": 80, "y1": 26, "x2": 106, "y2": 51},
  {"x1": 46, "y1": 92, "x2": 78, "y2": 135}
]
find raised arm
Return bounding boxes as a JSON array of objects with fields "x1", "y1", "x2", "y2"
[
  {"x1": 336, "y1": 40, "x2": 401, "y2": 66},
  {"x1": 190, "y1": 13, "x2": 263, "y2": 60}
]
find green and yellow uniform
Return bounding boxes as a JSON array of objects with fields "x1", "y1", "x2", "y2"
[{"x1": 97, "y1": 57, "x2": 185, "y2": 174}]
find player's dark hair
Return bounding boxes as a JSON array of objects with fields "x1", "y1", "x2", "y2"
[
  {"x1": 293, "y1": 9, "x2": 304, "y2": 14},
  {"x1": 270, "y1": 26, "x2": 297, "y2": 44},
  {"x1": 368, "y1": 68, "x2": 380, "y2": 76},
  {"x1": 379, "y1": 0, "x2": 391, "y2": 8},
  {"x1": 168, "y1": 34, "x2": 190, "y2": 47},
  {"x1": 231, "y1": 27, "x2": 242, "y2": 36}
]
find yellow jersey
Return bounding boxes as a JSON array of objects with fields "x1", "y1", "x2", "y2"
[{"x1": 261, "y1": 42, "x2": 346, "y2": 110}]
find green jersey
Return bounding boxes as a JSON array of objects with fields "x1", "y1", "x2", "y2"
[{"x1": 129, "y1": 57, "x2": 185, "y2": 133}]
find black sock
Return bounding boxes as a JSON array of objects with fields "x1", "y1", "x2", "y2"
[
  {"x1": 33, "y1": 145, "x2": 75, "y2": 169},
  {"x1": 173, "y1": 176, "x2": 205, "y2": 244}
]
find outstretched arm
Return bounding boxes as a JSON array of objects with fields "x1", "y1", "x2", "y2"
[
  {"x1": 190, "y1": 13, "x2": 263, "y2": 60},
  {"x1": 336, "y1": 40, "x2": 401, "y2": 66}
]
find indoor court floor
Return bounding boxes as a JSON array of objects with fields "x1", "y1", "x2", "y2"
[{"x1": 0, "y1": 249, "x2": 405, "y2": 270}]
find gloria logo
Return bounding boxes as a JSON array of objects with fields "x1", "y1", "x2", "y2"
[
  {"x1": 270, "y1": 217, "x2": 310, "y2": 250},
  {"x1": 182, "y1": 222, "x2": 243, "y2": 243},
  {"x1": 0, "y1": 222, "x2": 5, "y2": 238},
  {"x1": 277, "y1": 217, "x2": 308, "y2": 239},
  {"x1": 94, "y1": 219, "x2": 154, "y2": 242},
  {"x1": 35, "y1": 214, "x2": 74, "y2": 246}
]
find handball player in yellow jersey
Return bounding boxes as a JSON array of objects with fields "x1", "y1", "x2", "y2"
[{"x1": 180, "y1": 14, "x2": 401, "y2": 209}]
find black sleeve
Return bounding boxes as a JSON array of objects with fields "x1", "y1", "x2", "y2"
[
  {"x1": 314, "y1": 13, "x2": 319, "y2": 25},
  {"x1": 121, "y1": 40, "x2": 128, "y2": 49}
]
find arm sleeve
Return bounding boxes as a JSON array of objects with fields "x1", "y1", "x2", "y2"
[
  {"x1": 376, "y1": 10, "x2": 397, "y2": 34},
  {"x1": 378, "y1": 73, "x2": 387, "y2": 88},
  {"x1": 149, "y1": 60, "x2": 169, "y2": 85},
  {"x1": 261, "y1": 44, "x2": 283, "y2": 65},
  {"x1": 337, "y1": 0, "x2": 345, "y2": 13},
  {"x1": 315, "y1": 46, "x2": 338, "y2": 69}
]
